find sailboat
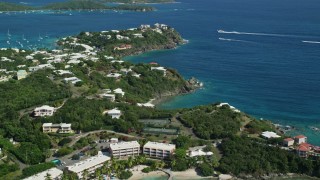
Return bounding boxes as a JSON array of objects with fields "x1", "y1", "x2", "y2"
[
  {"x1": 7, "y1": 29, "x2": 11, "y2": 37},
  {"x1": 38, "y1": 34, "x2": 43, "y2": 41},
  {"x1": 22, "y1": 34, "x2": 27, "y2": 41}
]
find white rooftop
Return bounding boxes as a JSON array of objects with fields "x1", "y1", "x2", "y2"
[
  {"x1": 35, "y1": 105, "x2": 54, "y2": 111},
  {"x1": 144, "y1": 141, "x2": 175, "y2": 151},
  {"x1": 23, "y1": 168, "x2": 63, "y2": 180},
  {"x1": 108, "y1": 108, "x2": 121, "y2": 115},
  {"x1": 110, "y1": 141, "x2": 140, "y2": 150},
  {"x1": 262, "y1": 131, "x2": 281, "y2": 139},
  {"x1": 67, "y1": 153, "x2": 110, "y2": 174}
]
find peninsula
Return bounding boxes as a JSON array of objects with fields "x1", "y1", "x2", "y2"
[
  {"x1": 0, "y1": 0, "x2": 155, "y2": 12},
  {"x1": 0, "y1": 24, "x2": 319, "y2": 180}
]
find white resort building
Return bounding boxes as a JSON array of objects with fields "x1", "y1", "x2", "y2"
[
  {"x1": 34, "y1": 105, "x2": 55, "y2": 117},
  {"x1": 143, "y1": 141, "x2": 175, "y2": 159},
  {"x1": 110, "y1": 141, "x2": 140, "y2": 158},
  {"x1": 42, "y1": 123, "x2": 73, "y2": 134},
  {"x1": 66, "y1": 152, "x2": 110, "y2": 179},
  {"x1": 23, "y1": 168, "x2": 63, "y2": 180}
]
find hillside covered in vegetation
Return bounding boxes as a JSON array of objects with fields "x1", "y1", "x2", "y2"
[{"x1": 0, "y1": 0, "x2": 155, "y2": 12}]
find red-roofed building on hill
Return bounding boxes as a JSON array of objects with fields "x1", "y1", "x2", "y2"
[
  {"x1": 283, "y1": 138, "x2": 294, "y2": 147},
  {"x1": 294, "y1": 135, "x2": 307, "y2": 144},
  {"x1": 296, "y1": 143, "x2": 312, "y2": 158},
  {"x1": 149, "y1": 62, "x2": 158, "y2": 65}
]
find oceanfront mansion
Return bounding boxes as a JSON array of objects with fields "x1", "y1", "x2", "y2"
[{"x1": 34, "y1": 105, "x2": 55, "y2": 117}]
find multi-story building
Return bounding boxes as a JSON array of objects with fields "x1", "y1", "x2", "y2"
[
  {"x1": 109, "y1": 141, "x2": 140, "y2": 158},
  {"x1": 42, "y1": 123, "x2": 73, "y2": 134},
  {"x1": 66, "y1": 152, "x2": 110, "y2": 179},
  {"x1": 34, "y1": 105, "x2": 55, "y2": 117},
  {"x1": 294, "y1": 135, "x2": 307, "y2": 144},
  {"x1": 143, "y1": 141, "x2": 175, "y2": 159},
  {"x1": 23, "y1": 168, "x2": 63, "y2": 180}
]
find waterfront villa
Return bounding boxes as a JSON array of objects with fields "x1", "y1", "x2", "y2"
[
  {"x1": 294, "y1": 135, "x2": 307, "y2": 144},
  {"x1": 114, "y1": 44, "x2": 132, "y2": 51},
  {"x1": 110, "y1": 141, "x2": 140, "y2": 158},
  {"x1": 42, "y1": 123, "x2": 73, "y2": 134},
  {"x1": 283, "y1": 138, "x2": 295, "y2": 147},
  {"x1": 34, "y1": 105, "x2": 55, "y2": 117},
  {"x1": 151, "y1": 66, "x2": 167, "y2": 76},
  {"x1": 143, "y1": 141, "x2": 175, "y2": 159},
  {"x1": 66, "y1": 152, "x2": 110, "y2": 179}
]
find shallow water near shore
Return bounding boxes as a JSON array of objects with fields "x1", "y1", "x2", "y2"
[{"x1": 1, "y1": 0, "x2": 320, "y2": 144}]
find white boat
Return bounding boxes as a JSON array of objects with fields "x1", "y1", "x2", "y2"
[
  {"x1": 217, "y1": 29, "x2": 224, "y2": 33},
  {"x1": 22, "y1": 34, "x2": 26, "y2": 41},
  {"x1": 7, "y1": 29, "x2": 11, "y2": 37},
  {"x1": 7, "y1": 41, "x2": 10, "y2": 45}
]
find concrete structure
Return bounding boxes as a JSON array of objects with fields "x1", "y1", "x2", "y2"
[
  {"x1": 99, "y1": 93, "x2": 116, "y2": 102},
  {"x1": 283, "y1": 138, "x2": 294, "y2": 147},
  {"x1": 64, "y1": 77, "x2": 82, "y2": 84},
  {"x1": 143, "y1": 141, "x2": 175, "y2": 159},
  {"x1": 151, "y1": 67, "x2": 167, "y2": 76},
  {"x1": 106, "y1": 108, "x2": 121, "y2": 119},
  {"x1": 114, "y1": 88, "x2": 125, "y2": 97},
  {"x1": 261, "y1": 131, "x2": 281, "y2": 139},
  {"x1": 42, "y1": 123, "x2": 73, "y2": 134},
  {"x1": 114, "y1": 44, "x2": 132, "y2": 51},
  {"x1": 17, "y1": 70, "x2": 27, "y2": 80},
  {"x1": 294, "y1": 135, "x2": 307, "y2": 144},
  {"x1": 110, "y1": 141, "x2": 140, "y2": 158},
  {"x1": 106, "y1": 73, "x2": 122, "y2": 78},
  {"x1": 66, "y1": 152, "x2": 110, "y2": 179},
  {"x1": 34, "y1": 105, "x2": 55, "y2": 117},
  {"x1": 188, "y1": 146, "x2": 213, "y2": 157},
  {"x1": 110, "y1": 138, "x2": 118, "y2": 143},
  {"x1": 23, "y1": 168, "x2": 63, "y2": 180}
]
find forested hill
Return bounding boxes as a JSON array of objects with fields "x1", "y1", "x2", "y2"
[
  {"x1": 0, "y1": 2, "x2": 34, "y2": 11},
  {"x1": 0, "y1": 0, "x2": 155, "y2": 12},
  {"x1": 97, "y1": 0, "x2": 175, "y2": 3}
]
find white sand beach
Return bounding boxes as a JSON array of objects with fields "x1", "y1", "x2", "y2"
[{"x1": 129, "y1": 165, "x2": 168, "y2": 180}]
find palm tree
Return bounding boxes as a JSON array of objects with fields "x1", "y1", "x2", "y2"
[
  {"x1": 127, "y1": 156, "x2": 133, "y2": 168},
  {"x1": 45, "y1": 173, "x2": 52, "y2": 180},
  {"x1": 82, "y1": 169, "x2": 89, "y2": 180},
  {"x1": 95, "y1": 169, "x2": 101, "y2": 178}
]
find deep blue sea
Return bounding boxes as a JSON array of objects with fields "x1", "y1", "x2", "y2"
[{"x1": 1, "y1": 0, "x2": 320, "y2": 144}]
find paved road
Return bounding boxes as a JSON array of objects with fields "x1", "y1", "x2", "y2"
[{"x1": 68, "y1": 129, "x2": 140, "y2": 147}]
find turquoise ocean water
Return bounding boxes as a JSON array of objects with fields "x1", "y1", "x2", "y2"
[{"x1": 1, "y1": 0, "x2": 320, "y2": 144}]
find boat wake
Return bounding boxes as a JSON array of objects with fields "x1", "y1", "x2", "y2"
[
  {"x1": 218, "y1": 37, "x2": 251, "y2": 43},
  {"x1": 302, "y1": 40, "x2": 320, "y2": 44},
  {"x1": 217, "y1": 29, "x2": 306, "y2": 38}
]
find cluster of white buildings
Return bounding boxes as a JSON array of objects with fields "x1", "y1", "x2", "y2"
[{"x1": 261, "y1": 131, "x2": 281, "y2": 139}]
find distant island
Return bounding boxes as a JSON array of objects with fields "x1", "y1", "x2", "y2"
[
  {"x1": 98, "y1": 0, "x2": 176, "y2": 4},
  {"x1": 0, "y1": 0, "x2": 155, "y2": 12}
]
